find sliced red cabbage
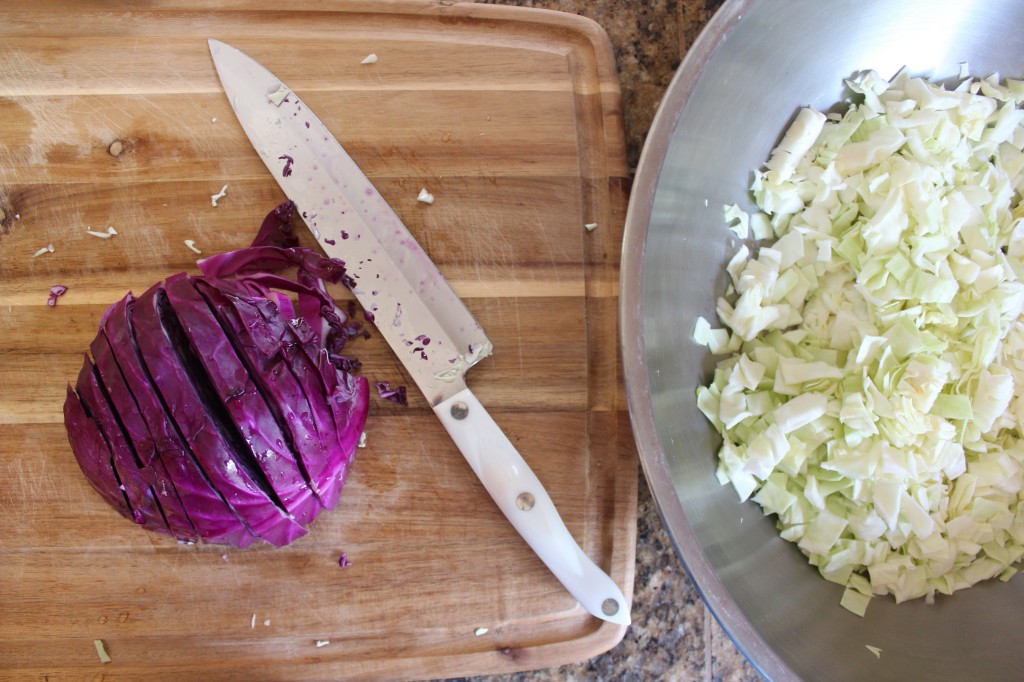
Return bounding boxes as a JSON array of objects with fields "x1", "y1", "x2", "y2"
[
  {"x1": 252, "y1": 290, "x2": 368, "y2": 509},
  {"x1": 198, "y1": 245, "x2": 348, "y2": 284},
  {"x1": 162, "y1": 274, "x2": 321, "y2": 527},
  {"x1": 250, "y1": 199, "x2": 300, "y2": 248},
  {"x1": 132, "y1": 282, "x2": 308, "y2": 548},
  {"x1": 89, "y1": 331, "x2": 199, "y2": 541},
  {"x1": 316, "y1": 352, "x2": 369, "y2": 509},
  {"x1": 103, "y1": 294, "x2": 260, "y2": 548},
  {"x1": 64, "y1": 201, "x2": 369, "y2": 548},
  {"x1": 204, "y1": 272, "x2": 368, "y2": 509},
  {"x1": 63, "y1": 385, "x2": 134, "y2": 522},
  {"x1": 74, "y1": 356, "x2": 171, "y2": 533},
  {"x1": 194, "y1": 279, "x2": 336, "y2": 507}
]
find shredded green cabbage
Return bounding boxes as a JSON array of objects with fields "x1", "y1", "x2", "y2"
[{"x1": 696, "y1": 68, "x2": 1024, "y2": 613}]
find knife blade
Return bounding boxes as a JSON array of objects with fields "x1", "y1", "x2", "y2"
[{"x1": 208, "y1": 39, "x2": 629, "y2": 626}]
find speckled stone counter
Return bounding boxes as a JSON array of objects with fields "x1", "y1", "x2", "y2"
[{"x1": 455, "y1": 1, "x2": 764, "y2": 681}]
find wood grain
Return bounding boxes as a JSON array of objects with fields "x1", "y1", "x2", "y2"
[{"x1": 0, "y1": 1, "x2": 635, "y2": 679}]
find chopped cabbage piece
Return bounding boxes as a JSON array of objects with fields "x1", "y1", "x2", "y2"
[
  {"x1": 693, "y1": 316, "x2": 730, "y2": 354},
  {"x1": 840, "y1": 584, "x2": 872, "y2": 617},
  {"x1": 697, "y1": 68, "x2": 1024, "y2": 615},
  {"x1": 94, "y1": 639, "x2": 111, "y2": 664}
]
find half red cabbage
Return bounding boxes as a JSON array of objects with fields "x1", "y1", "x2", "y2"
[{"x1": 63, "y1": 201, "x2": 369, "y2": 547}]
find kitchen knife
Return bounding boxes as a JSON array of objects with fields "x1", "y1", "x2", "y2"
[{"x1": 208, "y1": 40, "x2": 629, "y2": 626}]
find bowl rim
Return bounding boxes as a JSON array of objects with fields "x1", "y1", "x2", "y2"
[{"x1": 619, "y1": 1, "x2": 799, "y2": 679}]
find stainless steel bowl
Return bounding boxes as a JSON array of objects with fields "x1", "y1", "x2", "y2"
[{"x1": 621, "y1": 1, "x2": 1024, "y2": 680}]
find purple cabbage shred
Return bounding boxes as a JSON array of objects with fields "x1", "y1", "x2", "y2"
[
  {"x1": 375, "y1": 381, "x2": 408, "y2": 406},
  {"x1": 48, "y1": 284, "x2": 68, "y2": 307}
]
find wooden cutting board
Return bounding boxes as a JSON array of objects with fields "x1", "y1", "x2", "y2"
[{"x1": 0, "y1": 1, "x2": 636, "y2": 680}]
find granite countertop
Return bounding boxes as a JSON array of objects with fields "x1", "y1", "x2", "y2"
[{"x1": 455, "y1": 1, "x2": 764, "y2": 681}]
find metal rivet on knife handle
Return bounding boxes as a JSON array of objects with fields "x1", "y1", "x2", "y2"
[
  {"x1": 516, "y1": 492, "x2": 535, "y2": 511},
  {"x1": 601, "y1": 598, "x2": 620, "y2": 616},
  {"x1": 450, "y1": 401, "x2": 469, "y2": 420}
]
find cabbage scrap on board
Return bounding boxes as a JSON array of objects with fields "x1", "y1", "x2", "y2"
[{"x1": 696, "y1": 69, "x2": 1024, "y2": 614}]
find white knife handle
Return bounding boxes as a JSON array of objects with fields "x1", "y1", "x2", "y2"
[{"x1": 434, "y1": 387, "x2": 630, "y2": 626}]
